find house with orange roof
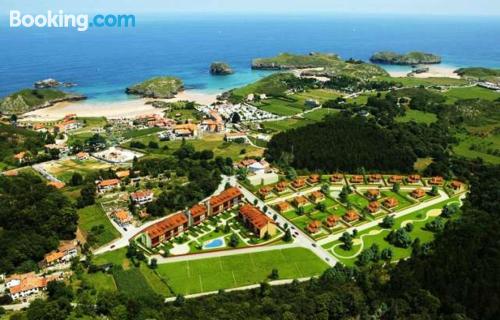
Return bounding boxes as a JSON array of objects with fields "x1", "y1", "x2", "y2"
[
  {"x1": 138, "y1": 212, "x2": 189, "y2": 248},
  {"x1": 259, "y1": 186, "x2": 273, "y2": 199},
  {"x1": 411, "y1": 188, "x2": 426, "y2": 199},
  {"x1": 307, "y1": 220, "x2": 322, "y2": 234},
  {"x1": 350, "y1": 175, "x2": 364, "y2": 184},
  {"x1": 383, "y1": 197, "x2": 399, "y2": 208},
  {"x1": 309, "y1": 191, "x2": 325, "y2": 203},
  {"x1": 115, "y1": 170, "x2": 130, "y2": 179},
  {"x1": 291, "y1": 178, "x2": 306, "y2": 189},
  {"x1": 130, "y1": 190, "x2": 154, "y2": 205},
  {"x1": 293, "y1": 196, "x2": 308, "y2": 208},
  {"x1": 367, "y1": 201, "x2": 380, "y2": 213},
  {"x1": 325, "y1": 215, "x2": 340, "y2": 228},
  {"x1": 365, "y1": 189, "x2": 380, "y2": 200},
  {"x1": 41, "y1": 240, "x2": 78, "y2": 267},
  {"x1": 407, "y1": 174, "x2": 421, "y2": 184},
  {"x1": 97, "y1": 179, "x2": 121, "y2": 193},
  {"x1": 76, "y1": 151, "x2": 89, "y2": 160},
  {"x1": 429, "y1": 176, "x2": 444, "y2": 185},
  {"x1": 308, "y1": 174, "x2": 320, "y2": 184},
  {"x1": 13, "y1": 151, "x2": 28, "y2": 164},
  {"x1": 450, "y1": 180, "x2": 463, "y2": 190},
  {"x1": 186, "y1": 204, "x2": 208, "y2": 226},
  {"x1": 276, "y1": 202, "x2": 291, "y2": 213},
  {"x1": 388, "y1": 175, "x2": 403, "y2": 184},
  {"x1": 6, "y1": 272, "x2": 59, "y2": 300},
  {"x1": 47, "y1": 181, "x2": 66, "y2": 189},
  {"x1": 275, "y1": 181, "x2": 288, "y2": 193},
  {"x1": 173, "y1": 123, "x2": 198, "y2": 138},
  {"x1": 343, "y1": 210, "x2": 360, "y2": 223},
  {"x1": 330, "y1": 173, "x2": 343, "y2": 183},
  {"x1": 239, "y1": 204, "x2": 276, "y2": 238},
  {"x1": 112, "y1": 210, "x2": 132, "y2": 226},
  {"x1": 208, "y1": 187, "x2": 243, "y2": 216},
  {"x1": 368, "y1": 174, "x2": 382, "y2": 183}
]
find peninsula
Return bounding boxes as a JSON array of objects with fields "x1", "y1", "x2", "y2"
[
  {"x1": 0, "y1": 89, "x2": 85, "y2": 115},
  {"x1": 126, "y1": 76, "x2": 184, "y2": 99},
  {"x1": 370, "y1": 51, "x2": 442, "y2": 65}
]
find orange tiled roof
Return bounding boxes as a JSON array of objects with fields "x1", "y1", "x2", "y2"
[
  {"x1": 294, "y1": 195, "x2": 308, "y2": 206},
  {"x1": 367, "y1": 201, "x2": 380, "y2": 212},
  {"x1": 98, "y1": 179, "x2": 120, "y2": 187},
  {"x1": 411, "y1": 188, "x2": 426, "y2": 198},
  {"x1": 389, "y1": 175, "x2": 403, "y2": 183},
  {"x1": 430, "y1": 176, "x2": 444, "y2": 185},
  {"x1": 451, "y1": 180, "x2": 462, "y2": 189},
  {"x1": 130, "y1": 190, "x2": 153, "y2": 201},
  {"x1": 384, "y1": 197, "x2": 399, "y2": 208},
  {"x1": 116, "y1": 170, "x2": 130, "y2": 178},
  {"x1": 47, "y1": 181, "x2": 65, "y2": 189},
  {"x1": 344, "y1": 210, "x2": 360, "y2": 222},
  {"x1": 310, "y1": 191, "x2": 325, "y2": 200},
  {"x1": 276, "y1": 202, "x2": 291, "y2": 212},
  {"x1": 209, "y1": 187, "x2": 242, "y2": 208},
  {"x1": 145, "y1": 212, "x2": 188, "y2": 239},
  {"x1": 350, "y1": 175, "x2": 363, "y2": 183},
  {"x1": 190, "y1": 204, "x2": 207, "y2": 218},
  {"x1": 366, "y1": 189, "x2": 380, "y2": 197},
  {"x1": 239, "y1": 204, "x2": 274, "y2": 229},
  {"x1": 330, "y1": 173, "x2": 343, "y2": 181}
]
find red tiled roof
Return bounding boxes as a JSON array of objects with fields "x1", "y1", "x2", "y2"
[
  {"x1": 190, "y1": 204, "x2": 207, "y2": 218},
  {"x1": 209, "y1": 187, "x2": 242, "y2": 208},
  {"x1": 98, "y1": 179, "x2": 120, "y2": 187},
  {"x1": 276, "y1": 202, "x2": 291, "y2": 212},
  {"x1": 145, "y1": 212, "x2": 188, "y2": 239},
  {"x1": 344, "y1": 210, "x2": 360, "y2": 222},
  {"x1": 239, "y1": 204, "x2": 274, "y2": 229},
  {"x1": 130, "y1": 190, "x2": 153, "y2": 201},
  {"x1": 47, "y1": 181, "x2": 65, "y2": 189},
  {"x1": 384, "y1": 197, "x2": 399, "y2": 208}
]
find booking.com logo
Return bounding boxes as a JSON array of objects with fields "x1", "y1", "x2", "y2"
[{"x1": 9, "y1": 10, "x2": 135, "y2": 32}]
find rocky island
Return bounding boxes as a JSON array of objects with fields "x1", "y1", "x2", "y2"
[
  {"x1": 125, "y1": 76, "x2": 184, "y2": 99},
  {"x1": 34, "y1": 78, "x2": 77, "y2": 89},
  {"x1": 0, "y1": 89, "x2": 86, "y2": 115},
  {"x1": 210, "y1": 62, "x2": 233, "y2": 75},
  {"x1": 252, "y1": 52, "x2": 388, "y2": 79},
  {"x1": 370, "y1": 51, "x2": 442, "y2": 65}
]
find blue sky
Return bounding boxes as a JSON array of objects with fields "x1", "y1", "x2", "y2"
[{"x1": 1, "y1": 0, "x2": 499, "y2": 16}]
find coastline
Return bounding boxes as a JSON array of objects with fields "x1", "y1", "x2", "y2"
[
  {"x1": 20, "y1": 90, "x2": 219, "y2": 121},
  {"x1": 386, "y1": 65, "x2": 460, "y2": 79}
]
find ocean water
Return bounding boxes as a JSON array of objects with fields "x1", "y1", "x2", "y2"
[{"x1": 1, "y1": 14, "x2": 500, "y2": 101}]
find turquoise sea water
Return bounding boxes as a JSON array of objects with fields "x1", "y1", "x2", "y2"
[{"x1": 1, "y1": 14, "x2": 499, "y2": 101}]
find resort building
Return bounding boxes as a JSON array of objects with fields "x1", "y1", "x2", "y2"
[
  {"x1": 201, "y1": 110, "x2": 225, "y2": 133},
  {"x1": 307, "y1": 220, "x2": 322, "y2": 234},
  {"x1": 275, "y1": 181, "x2": 288, "y2": 193},
  {"x1": 365, "y1": 189, "x2": 380, "y2": 200},
  {"x1": 291, "y1": 178, "x2": 306, "y2": 189},
  {"x1": 208, "y1": 187, "x2": 243, "y2": 216},
  {"x1": 130, "y1": 190, "x2": 154, "y2": 206},
  {"x1": 350, "y1": 175, "x2": 364, "y2": 184},
  {"x1": 293, "y1": 196, "x2": 309, "y2": 208},
  {"x1": 248, "y1": 161, "x2": 267, "y2": 175},
  {"x1": 367, "y1": 201, "x2": 380, "y2": 213},
  {"x1": 259, "y1": 186, "x2": 272, "y2": 199},
  {"x1": 276, "y1": 202, "x2": 291, "y2": 213},
  {"x1": 411, "y1": 188, "x2": 426, "y2": 199},
  {"x1": 343, "y1": 210, "x2": 360, "y2": 223},
  {"x1": 54, "y1": 119, "x2": 81, "y2": 133},
  {"x1": 383, "y1": 197, "x2": 399, "y2": 208},
  {"x1": 308, "y1": 174, "x2": 320, "y2": 184},
  {"x1": 112, "y1": 210, "x2": 132, "y2": 226},
  {"x1": 173, "y1": 123, "x2": 198, "y2": 138},
  {"x1": 368, "y1": 174, "x2": 382, "y2": 183},
  {"x1": 138, "y1": 212, "x2": 189, "y2": 248},
  {"x1": 407, "y1": 174, "x2": 421, "y2": 184},
  {"x1": 186, "y1": 204, "x2": 208, "y2": 226},
  {"x1": 239, "y1": 204, "x2": 276, "y2": 239},
  {"x1": 450, "y1": 180, "x2": 463, "y2": 190},
  {"x1": 97, "y1": 179, "x2": 121, "y2": 193},
  {"x1": 309, "y1": 191, "x2": 325, "y2": 203},
  {"x1": 76, "y1": 151, "x2": 89, "y2": 160},
  {"x1": 429, "y1": 176, "x2": 444, "y2": 185},
  {"x1": 41, "y1": 240, "x2": 78, "y2": 267},
  {"x1": 325, "y1": 215, "x2": 340, "y2": 228},
  {"x1": 389, "y1": 175, "x2": 403, "y2": 184},
  {"x1": 330, "y1": 173, "x2": 344, "y2": 183},
  {"x1": 6, "y1": 273, "x2": 59, "y2": 300},
  {"x1": 47, "y1": 181, "x2": 66, "y2": 189}
]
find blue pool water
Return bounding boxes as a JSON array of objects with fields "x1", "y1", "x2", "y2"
[
  {"x1": 1, "y1": 14, "x2": 500, "y2": 100},
  {"x1": 203, "y1": 237, "x2": 225, "y2": 249}
]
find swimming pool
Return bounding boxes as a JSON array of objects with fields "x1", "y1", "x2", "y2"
[{"x1": 202, "y1": 237, "x2": 226, "y2": 250}]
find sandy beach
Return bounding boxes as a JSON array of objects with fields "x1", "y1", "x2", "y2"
[
  {"x1": 388, "y1": 65, "x2": 460, "y2": 79},
  {"x1": 20, "y1": 90, "x2": 219, "y2": 121}
]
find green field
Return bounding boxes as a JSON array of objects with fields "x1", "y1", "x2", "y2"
[
  {"x1": 155, "y1": 248, "x2": 328, "y2": 295},
  {"x1": 261, "y1": 118, "x2": 314, "y2": 132},
  {"x1": 376, "y1": 76, "x2": 468, "y2": 87},
  {"x1": 47, "y1": 159, "x2": 113, "y2": 183},
  {"x1": 82, "y1": 272, "x2": 117, "y2": 292},
  {"x1": 396, "y1": 109, "x2": 438, "y2": 124},
  {"x1": 323, "y1": 197, "x2": 461, "y2": 266},
  {"x1": 443, "y1": 86, "x2": 500, "y2": 102},
  {"x1": 453, "y1": 133, "x2": 500, "y2": 164},
  {"x1": 78, "y1": 205, "x2": 121, "y2": 248},
  {"x1": 303, "y1": 108, "x2": 338, "y2": 121},
  {"x1": 113, "y1": 268, "x2": 156, "y2": 297}
]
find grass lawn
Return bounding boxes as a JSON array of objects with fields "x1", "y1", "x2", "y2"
[
  {"x1": 303, "y1": 108, "x2": 338, "y2": 121},
  {"x1": 82, "y1": 272, "x2": 117, "y2": 292},
  {"x1": 93, "y1": 247, "x2": 129, "y2": 266},
  {"x1": 122, "y1": 127, "x2": 162, "y2": 139},
  {"x1": 376, "y1": 76, "x2": 468, "y2": 87},
  {"x1": 396, "y1": 109, "x2": 438, "y2": 124},
  {"x1": 453, "y1": 133, "x2": 500, "y2": 164},
  {"x1": 261, "y1": 118, "x2": 315, "y2": 132},
  {"x1": 113, "y1": 268, "x2": 156, "y2": 297},
  {"x1": 155, "y1": 248, "x2": 328, "y2": 295},
  {"x1": 443, "y1": 86, "x2": 500, "y2": 102},
  {"x1": 347, "y1": 193, "x2": 370, "y2": 210},
  {"x1": 46, "y1": 159, "x2": 113, "y2": 183},
  {"x1": 381, "y1": 191, "x2": 413, "y2": 210},
  {"x1": 325, "y1": 197, "x2": 460, "y2": 266},
  {"x1": 78, "y1": 205, "x2": 121, "y2": 248}
]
